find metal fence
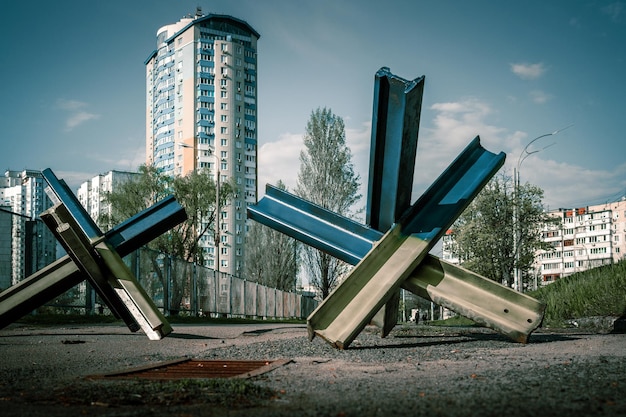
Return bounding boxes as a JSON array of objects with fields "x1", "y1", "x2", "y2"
[{"x1": 45, "y1": 246, "x2": 317, "y2": 320}]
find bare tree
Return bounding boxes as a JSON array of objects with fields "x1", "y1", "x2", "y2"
[{"x1": 295, "y1": 107, "x2": 361, "y2": 299}]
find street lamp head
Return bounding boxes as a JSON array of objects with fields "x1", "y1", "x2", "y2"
[{"x1": 516, "y1": 124, "x2": 574, "y2": 169}]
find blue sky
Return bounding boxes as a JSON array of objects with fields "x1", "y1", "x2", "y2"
[{"x1": 1, "y1": 0, "x2": 625, "y2": 212}]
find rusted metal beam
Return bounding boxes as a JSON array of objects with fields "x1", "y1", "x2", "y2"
[{"x1": 401, "y1": 256, "x2": 544, "y2": 344}]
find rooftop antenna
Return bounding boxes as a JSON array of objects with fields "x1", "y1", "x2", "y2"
[{"x1": 196, "y1": 6, "x2": 203, "y2": 17}]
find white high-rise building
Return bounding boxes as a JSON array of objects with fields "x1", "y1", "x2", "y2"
[
  {"x1": 145, "y1": 9, "x2": 260, "y2": 276},
  {"x1": 0, "y1": 170, "x2": 56, "y2": 288}
]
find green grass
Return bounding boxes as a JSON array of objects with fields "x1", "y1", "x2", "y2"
[{"x1": 528, "y1": 260, "x2": 626, "y2": 326}]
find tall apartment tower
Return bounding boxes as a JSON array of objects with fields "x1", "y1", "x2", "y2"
[
  {"x1": 145, "y1": 9, "x2": 260, "y2": 276},
  {"x1": 0, "y1": 170, "x2": 56, "y2": 288}
]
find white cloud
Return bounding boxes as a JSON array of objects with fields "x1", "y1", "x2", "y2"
[
  {"x1": 258, "y1": 121, "x2": 373, "y2": 200},
  {"x1": 415, "y1": 98, "x2": 508, "y2": 197},
  {"x1": 510, "y1": 62, "x2": 547, "y2": 80},
  {"x1": 258, "y1": 132, "x2": 304, "y2": 194},
  {"x1": 257, "y1": 98, "x2": 626, "y2": 219},
  {"x1": 529, "y1": 90, "x2": 553, "y2": 104},
  {"x1": 602, "y1": 2, "x2": 625, "y2": 22},
  {"x1": 418, "y1": 98, "x2": 626, "y2": 210},
  {"x1": 56, "y1": 99, "x2": 100, "y2": 131}
]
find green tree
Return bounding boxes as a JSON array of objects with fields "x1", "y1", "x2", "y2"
[
  {"x1": 295, "y1": 107, "x2": 361, "y2": 299},
  {"x1": 245, "y1": 181, "x2": 299, "y2": 291},
  {"x1": 449, "y1": 172, "x2": 557, "y2": 289},
  {"x1": 100, "y1": 164, "x2": 234, "y2": 312}
]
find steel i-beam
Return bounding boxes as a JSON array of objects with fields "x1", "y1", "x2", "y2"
[
  {"x1": 40, "y1": 169, "x2": 172, "y2": 339},
  {"x1": 366, "y1": 67, "x2": 424, "y2": 231},
  {"x1": 0, "y1": 169, "x2": 187, "y2": 338},
  {"x1": 366, "y1": 68, "x2": 425, "y2": 336},
  {"x1": 0, "y1": 194, "x2": 186, "y2": 329},
  {"x1": 251, "y1": 137, "x2": 544, "y2": 346},
  {"x1": 308, "y1": 137, "x2": 505, "y2": 349}
]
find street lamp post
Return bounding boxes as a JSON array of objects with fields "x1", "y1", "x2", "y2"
[
  {"x1": 214, "y1": 155, "x2": 221, "y2": 277},
  {"x1": 513, "y1": 125, "x2": 573, "y2": 292}
]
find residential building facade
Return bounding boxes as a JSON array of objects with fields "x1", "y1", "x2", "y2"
[
  {"x1": 537, "y1": 198, "x2": 626, "y2": 284},
  {"x1": 76, "y1": 170, "x2": 139, "y2": 229},
  {"x1": 441, "y1": 197, "x2": 626, "y2": 288},
  {"x1": 0, "y1": 170, "x2": 56, "y2": 288},
  {"x1": 144, "y1": 9, "x2": 260, "y2": 276}
]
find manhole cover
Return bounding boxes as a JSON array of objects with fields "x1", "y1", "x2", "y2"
[{"x1": 88, "y1": 358, "x2": 291, "y2": 380}]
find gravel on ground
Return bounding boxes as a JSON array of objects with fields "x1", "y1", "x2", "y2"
[{"x1": 1, "y1": 321, "x2": 624, "y2": 416}]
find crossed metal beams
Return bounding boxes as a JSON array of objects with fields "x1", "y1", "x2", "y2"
[
  {"x1": 248, "y1": 68, "x2": 545, "y2": 349},
  {"x1": 0, "y1": 169, "x2": 187, "y2": 339}
]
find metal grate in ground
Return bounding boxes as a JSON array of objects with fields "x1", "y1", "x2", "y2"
[{"x1": 88, "y1": 358, "x2": 291, "y2": 380}]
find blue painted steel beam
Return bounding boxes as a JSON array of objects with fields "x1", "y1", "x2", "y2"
[
  {"x1": 365, "y1": 68, "x2": 424, "y2": 336},
  {"x1": 367, "y1": 67, "x2": 424, "y2": 231},
  {"x1": 248, "y1": 185, "x2": 382, "y2": 266},
  {"x1": 250, "y1": 137, "x2": 502, "y2": 261},
  {"x1": 42, "y1": 169, "x2": 102, "y2": 240}
]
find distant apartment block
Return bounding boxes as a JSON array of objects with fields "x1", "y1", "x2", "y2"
[
  {"x1": 0, "y1": 170, "x2": 56, "y2": 288},
  {"x1": 144, "y1": 8, "x2": 260, "y2": 276},
  {"x1": 537, "y1": 198, "x2": 626, "y2": 284},
  {"x1": 76, "y1": 170, "x2": 139, "y2": 230},
  {"x1": 441, "y1": 197, "x2": 626, "y2": 287}
]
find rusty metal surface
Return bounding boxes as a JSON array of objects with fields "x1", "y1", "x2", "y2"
[
  {"x1": 308, "y1": 228, "x2": 430, "y2": 349},
  {"x1": 90, "y1": 359, "x2": 292, "y2": 380}
]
